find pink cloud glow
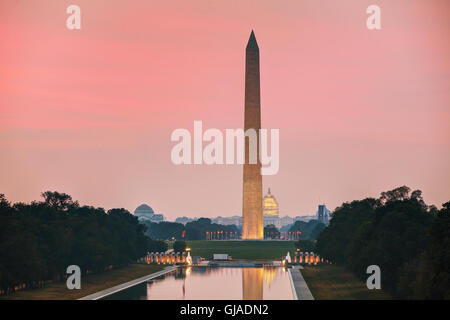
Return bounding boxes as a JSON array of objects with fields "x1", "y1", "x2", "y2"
[{"x1": 1, "y1": 0, "x2": 449, "y2": 219}]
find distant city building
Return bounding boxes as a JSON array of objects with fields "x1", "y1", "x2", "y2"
[
  {"x1": 293, "y1": 215, "x2": 316, "y2": 222},
  {"x1": 213, "y1": 216, "x2": 242, "y2": 227},
  {"x1": 171, "y1": 190, "x2": 318, "y2": 230},
  {"x1": 279, "y1": 215, "x2": 294, "y2": 227},
  {"x1": 134, "y1": 204, "x2": 165, "y2": 223},
  {"x1": 317, "y1": 204, "x2": 331, "y2": 225}
]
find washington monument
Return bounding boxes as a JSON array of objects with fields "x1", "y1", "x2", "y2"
[{"x1": 242, "y1": 31, "x2": 263, "y2": 240}]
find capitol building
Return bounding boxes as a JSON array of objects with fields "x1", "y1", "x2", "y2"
[
  {"x1": 263, "y1": 188, "x2": 282, "y2": 228},
  {"x1": 262, "y1": 188, "x2": 298, "y2": 229},
  {"x1": 212, "y1": 188, "x2": 313, "y2": 229}
]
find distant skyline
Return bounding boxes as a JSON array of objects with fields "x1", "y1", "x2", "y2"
[{"x1": 1, "y1": 0, "x2": 449, "y2": 220}]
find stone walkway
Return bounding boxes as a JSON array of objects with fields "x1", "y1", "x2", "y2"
[
  {"x1": 288, "y1": 266, "x2": 314, "y2": 300},
  {"x1": 78, "y1": 265, "x2": 178, "y2": 300}
]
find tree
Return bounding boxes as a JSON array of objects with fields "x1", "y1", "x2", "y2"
[
  {"x1": 142, "y1": 221, "x2": 184, "y2": 240},
  {"x1": 380, "y1": 185, "x2": 410, "y2": 203},
  {"x1": 264, "y1": 225, "x2": 280, "y2": 239},
  {"x1": 184, "y1": 218, "x2": 239, "y2": 240},
  {"x1": 41, "y1": 191, "x2": 79, "y2": 210},
  {"x1": 290, "y1": 220, "x2": 326, "y2": 240},
  {"x1": 0, "y1": 193, "x2": 152, "y2": 294},
  {"x1": 426, "y1": 202, "x2": 450, "y2": 299},
  {"x1": 173, "y1": 241, "x2": 187, "y2": 253},
  {"x1": 315, "y1": 198, "x2": 378, "y2": 264},
  {"x1": 147, "y1": 239, "x2": 168, "y2": 252},
  {"x1": 295, "y1": 240, "x2": 315, "y2": 252},
  {"x1": 315, "y1": 186, "x2": 444, "y2": 298}
]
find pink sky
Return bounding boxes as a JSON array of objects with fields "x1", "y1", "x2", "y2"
[{"x1": 1, "y1": 0, "x2": 449, "y2": 219}]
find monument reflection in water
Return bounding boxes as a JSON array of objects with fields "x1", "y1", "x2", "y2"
[
  {"x1": 103, "y1": 266, "x2": 293, "y2": 300},
  {"x1": 242, "y1": 268, "x2": 263, "y2": 299}
]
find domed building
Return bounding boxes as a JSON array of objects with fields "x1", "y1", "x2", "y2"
[
  {"x1": 134, "y1": 204, "x2": 164, "y2": 223},
  {"x1": 263, "y1": 189, "x2": 281, "y2": 228},
  {"x1": 263, "y1": 188, "x2": 279, "y2": 216}
]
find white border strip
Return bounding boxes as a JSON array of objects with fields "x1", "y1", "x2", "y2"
[{"x1": 287, "y1": 268, "x2": 299, "y2": 300}]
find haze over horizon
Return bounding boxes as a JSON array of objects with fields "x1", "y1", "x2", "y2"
[{"x1": 1, "y1": 0, "x2": 449, "y2": 220}]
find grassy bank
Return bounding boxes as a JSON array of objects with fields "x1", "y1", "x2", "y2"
[
  {"x1": 301, "y1": 265, "x2": 391, "y2": 300},
  {"x1": 1, "y1": 264, "x2": 164, "y2": 300},
  {"x1": 187, "y1": 240, "x2": 296, "y2": 260}
]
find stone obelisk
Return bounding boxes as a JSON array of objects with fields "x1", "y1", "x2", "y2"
[{"x1": 242, "y1": 31, "x2": 263, "y2": 240}]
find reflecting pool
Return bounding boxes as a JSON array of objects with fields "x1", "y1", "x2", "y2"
[{"x1": 103, "y1": 266, "x2": 293, "y2": 300}]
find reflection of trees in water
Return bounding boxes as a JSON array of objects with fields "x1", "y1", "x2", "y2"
[
  {"x1": 104, "y1": 282, "x2": 147, "y2": 300},
  {"x1": 174, "y1": 268, "x2": 186, "y2": 279},
  {"x1": 143, "y1": 266, "x2": 286, "y2": 300},
  {"x1": 174, "y1": 266, "x2": 282, "y2": 284},
  {"x1": 148, "y1": 267, "x2": 211, "y2": 281},
  {"x1": 174, "y1": 266, "x2": 210, "y2": 279},
  {"x1": 191, "y1": 266, "x2": 208, "y2": 274},
  {"x1": 147, "y1": 270, "x2": 180, "y2": 286},
  {"x1": 177, "y1": 266, "x2": 229, "y2": 277}
]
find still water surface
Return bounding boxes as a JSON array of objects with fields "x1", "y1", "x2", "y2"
[{"x1": 103, "y1": 266, "x2": 293, "y2": 300}]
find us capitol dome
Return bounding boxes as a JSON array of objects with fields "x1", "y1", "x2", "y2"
[
  {"x1": 263, "y1": 188, "x2": 279, "y2": 216},
  {"x1": 134, "y1": 204, "x2": 165, "y2": 223},
  {"x1": 263, "y1": 188, "x2": 281, "y2": 228}
]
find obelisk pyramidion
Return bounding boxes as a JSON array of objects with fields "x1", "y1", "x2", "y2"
[{"x1": 242, "y1": 31, "x2": 263, "y2": 240}]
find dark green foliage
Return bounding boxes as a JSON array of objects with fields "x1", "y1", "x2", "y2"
[
  {"x1": 142, "y1": 221, "x2": 184, "y2": 240},
  {"x1": 185, "y1": 218, "x2": 239, "y2": 240},
  {"x1": 315, "y1": 198, "x2": 378, "y2": 264},
  {"x1": 315, "y1": 186, "x2": 449, "y2": 299},
  {"x1": 0, "y1": 192, "x2": 152, "y2": 294},
  {"x1": 289, "y1": 219, "x2": 326, "y2": 240},
  {"x1": 264, "y1": 224, "x2": 280, "y2": 239},
  {"x1": 142, "y1": 218, "x2": 239, "y2": 241},
  {"x1": 147, "y1": 239, "x2": 168, "y2": 252},
  {"x1": 426, "y1": 202, "x2": 450, "y2": 298},
  {"x1": 173, "y1": 240, "x2": 187, "y2": 253},
  {"x1": 294, "y1": 240, "x2": 315, "y2": 252},
  {"x1": 386, "y1": 202, "x2": 449, "y2": 299}
]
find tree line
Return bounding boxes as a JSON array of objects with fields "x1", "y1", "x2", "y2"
[
  {"x1": 262, "y1": 220, "x2": 325, "y2": 240},
  {"x1": 289, "y1": 220, "x2": 326, "y2": 240},
  {"x1": 315, "y1": 186, "x2": 449, "y2": 299},
  {"x1": 0, "y1": 192, "x2": 162, "y2": 295},
  {"x1": 141, "y1": 217, "x2": 240, "y2": 240}
]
